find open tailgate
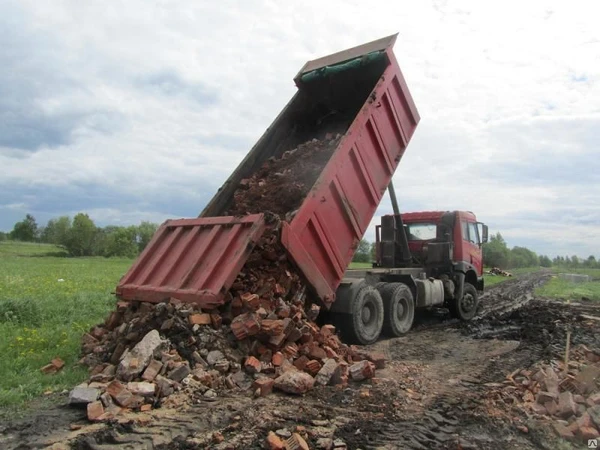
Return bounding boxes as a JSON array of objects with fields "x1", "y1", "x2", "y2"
[{"x1": 116, "y1": 214, "x2": 266, "y2": 308}]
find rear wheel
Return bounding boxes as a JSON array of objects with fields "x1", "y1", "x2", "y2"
[
  {"x1": 340, "y1": 284, "x2": 384, "y2": 345},
  {"x1": 449, "y1": 282, "x2": 478, "y2": 321},
  {"x1": 379, "y1": 283, "x2": 415, "y2": 336}
]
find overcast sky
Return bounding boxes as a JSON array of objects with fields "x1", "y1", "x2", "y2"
[{"x1": 1, "y1": 0, "x2": 598, "y2": 258}]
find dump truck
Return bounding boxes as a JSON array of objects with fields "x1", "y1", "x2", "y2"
[{"x1": 116, "y1": 34, "x2": 488, "y2": 346}]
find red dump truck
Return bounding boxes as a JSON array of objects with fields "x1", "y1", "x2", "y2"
[{"x1": 116, "y1": 34, "x2": 488, "y2": 345}]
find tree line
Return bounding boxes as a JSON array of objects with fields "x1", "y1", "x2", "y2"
[
  {"x1": 0, "y1": 213, "x2": 158, "y2": 258},
  {"x1": 3, "y1": 216, "x2": 596, "y2": 269},
  {"x1": 483, "y1": 232, "x2": 599, "y2": 269}
]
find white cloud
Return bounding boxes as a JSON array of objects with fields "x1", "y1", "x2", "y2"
[{"x1": 0, "y1": 0, "x2": 598, "y2": 257}]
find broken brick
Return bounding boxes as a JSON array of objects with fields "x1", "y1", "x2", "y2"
[
  {"x1": 231, "y1": 313, "x2": 261, "y2": 340},
  {"x1": 308, "y1": 345, "x2": 327, "y2": 361},
  {"x1": 87, "y1": 401, "x2": 104, "y2": 421},
  {"x1": 286, "y1": 432, "x2": 310, "y2": 450},
  {"x1": 315, "y1": 359, "x2": 338, "y2": 386},
  {"x1": 210, "y1": 314, "x2": 222, "y2": 329},
  {"x1": 244, "y1": 356, "x2": 262, "y2": 374},
  {"x1": 266, "y1": 431, "x2": 285, "y2": 450},
  {"x1": 304, "y1": 360, "x2": 322, "y2": 376},
  {"x1": 261, "y1": 319, "x2": 284, "y2": 336},
  {"x1": 140, "y1": 404, "x2": 152, "y2": 412},
  {"x1": 365, "y1": 352, "x2": 386, "y2": 370},
  {"x1": 141, "y1": 360, "x2": 163, "y2": 382},
  {"x1": 349, "y1": 360, "x2": 376, "y2": 381},
  {"x1": 241, "y1": 293, "x2": 260, "y2": 309},
  {"x1": 253, "y1": 378, "x2": 275, "y2": 397},
  {"x1": 272, "y1": 352, "x2": 284, "y2": 367},
  {"x1": 106, "y1": 380, "x2": 133, "y2": 407},
  {"x1": 293, "y1": 355, "x2": 309, "y2": 371},
  {"x1": 189, "y1": 313, "x2": 212, "y2": 325}
]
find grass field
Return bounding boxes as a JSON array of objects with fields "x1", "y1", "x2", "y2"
[
  {"x1": 1, "y1": 242, "x2": 596, "y2": 414},
  {"x1": 0, "y1": 242, "x2": 132, "y2": 412},
  {"x1": 536, "y1": 268, "x2": 600, "y2": 302}
]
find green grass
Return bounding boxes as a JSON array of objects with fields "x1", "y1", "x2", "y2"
[
  {"x1": 535, "y1": 269, "x2": 600, "y2": 302},
  {"x1": 348, "y1": 262, "x2": 373, "y2": 269},
  {"x1": 0, "y1": 241, "x2": 132, "y2": 413}
]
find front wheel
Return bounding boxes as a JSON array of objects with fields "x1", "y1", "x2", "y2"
[
  {"x1": 449, "y1": 282, "x2": 478, "y2": 321},
  {"x1": 340, "y1": 284, "x2": 384, "y2": 345}
]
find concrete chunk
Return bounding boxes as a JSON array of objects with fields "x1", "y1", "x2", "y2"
[
  {"x1": 69, "y1": 387, "x2": 100, "y2": 406},
  {"x1": 117, "y1": 330, "x2": 164, "y2": 381}
]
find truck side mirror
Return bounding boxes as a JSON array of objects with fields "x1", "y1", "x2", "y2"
[{"x1": 481, "y1": 224, "x2": 488, "y2": 244}]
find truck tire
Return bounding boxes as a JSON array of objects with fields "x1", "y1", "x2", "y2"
[
  {"x1": 449, "y1": 282, "x2": 478, "y2": 321},
  {"x1": 340, "y1": 284, "x2": 384, "y2": 345},
  {"x1": 380, "y1": 283, "x2": 415, "y2": 336}
]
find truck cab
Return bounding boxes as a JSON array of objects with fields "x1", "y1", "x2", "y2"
[
  {"x1": 334, "y1": 209, "x2": 488, "y2": 345},
  {"x1": 388, "y1": 210, "x2": 487, "y2": 291}
]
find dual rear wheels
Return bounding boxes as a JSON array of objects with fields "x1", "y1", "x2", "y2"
[
  {"x1": 337, "y1": 280, "x2": 479, "y2": 344},
  {"x1": 339, "y1": 282, "x2": 415, "y2": 345}
]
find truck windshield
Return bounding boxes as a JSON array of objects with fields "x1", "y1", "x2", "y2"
[{"x1": 406, "y1": 223, "x2": 437, "y2": 241}]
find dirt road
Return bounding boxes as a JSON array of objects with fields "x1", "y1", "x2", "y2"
[{"x1": 3, "y1": 270, "x2": 599, "y2": 449}]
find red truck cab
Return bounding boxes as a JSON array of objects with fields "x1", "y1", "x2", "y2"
[{"x1": 401, "y1": 210, "x2": 487, "y2": 283}]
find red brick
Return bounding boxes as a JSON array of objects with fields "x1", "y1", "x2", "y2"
[
  {"x1": 51, "y1": 357, "x2": 65, "y2": 370},
  {"x1": 241, "y1": 293, "x2": 260, "y2": 309},
  {"x1": 272, "y1": 352, "x2": 284, "y2": 367},
  {"x1": 261, "y1": 320, "x2": 284, "y2": 336},
  {"x1": 293, "y1": 355, "x2": 309, "y2": 371},
  {"x1": 304, "y1": 360, "x2": 322, "y2": 376},
  {"x1": 41, "y1": 364, "x2": 58, "y2": 374},
  {"x1": 244, "y1": 356, "x2": 262, "y2": 374},
  {"x1": 189, "y1": 313, "x2": 212, "y2": 325},
  {"x1": 82, "y1": 333, "x2": 99, "y2": 346},
  {"x1": 286, "y1": 432, "x2": 310, "y2": 450},
  {"x1": 210, "y1": 314, "x2": 222, "y2": 329},
  {"x1": 231, "y1": 313, "x2": 261, "y2": 340},
  {"x1": 308, "y1": 345, "x2": 327, "y2": 361},
  {"x1": 282, "y1": 344, "x2": 299, "y2": 359},
  {"x1": 274, "y1": 284, "x2": 286, "y2": 295},
  {"x1": 141, "y1": 360, "x2": 163, "y2": 382},
  {"x1": 366, "y1": 352, "x2": 386, "y2": 370},
  {"x1": 253, "y1": 378, "x2": 274, "y2": 396},
  {"x1": 87, "y1": 401, "x2": 104, "y2": 421},
  {"x1": 331, "y1": 361, "x2": 349, "y2": 386},
  {"x1": 323, "y1": 346, "x2": 338, "y2": 359},
  {"x1": 106, "y1": 380, "x2": 133, "y2": 407},
  {"x1": 266, "y1": 431, "x2": 285, "y2": 450},
  {"x1": 349, "y1": 361, "x2": 376, "y2": 381}
]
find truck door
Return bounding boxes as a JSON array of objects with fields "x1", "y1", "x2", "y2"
[{"x1": 465, "y1": 221, "x2": 483, "y2": 275}]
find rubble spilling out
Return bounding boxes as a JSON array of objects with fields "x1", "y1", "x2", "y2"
[
  {"x1": 484, "y1": 344, "x2": 600, "y2": 443},
  {"x1": 71, "y1": 135, "x2": 383, "y2": 422}
]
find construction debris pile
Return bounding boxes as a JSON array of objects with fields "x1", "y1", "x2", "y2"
[
  {"x1": 70, "y1": 135, "x2": 385, "y2": 423},
  {"x1": 227, "y1": 134, "x2": 341, "y2": 217},
  {"x1": 484, "y1": 344, "x2": 600, "y2": 443},
  {"x1": 487, "y1": 267, "x2": 513, "y2": 277}
]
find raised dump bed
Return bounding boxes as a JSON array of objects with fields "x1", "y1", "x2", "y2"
[{"x1": 116, "y1": 34, "x2": 420, "y2": 308}]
